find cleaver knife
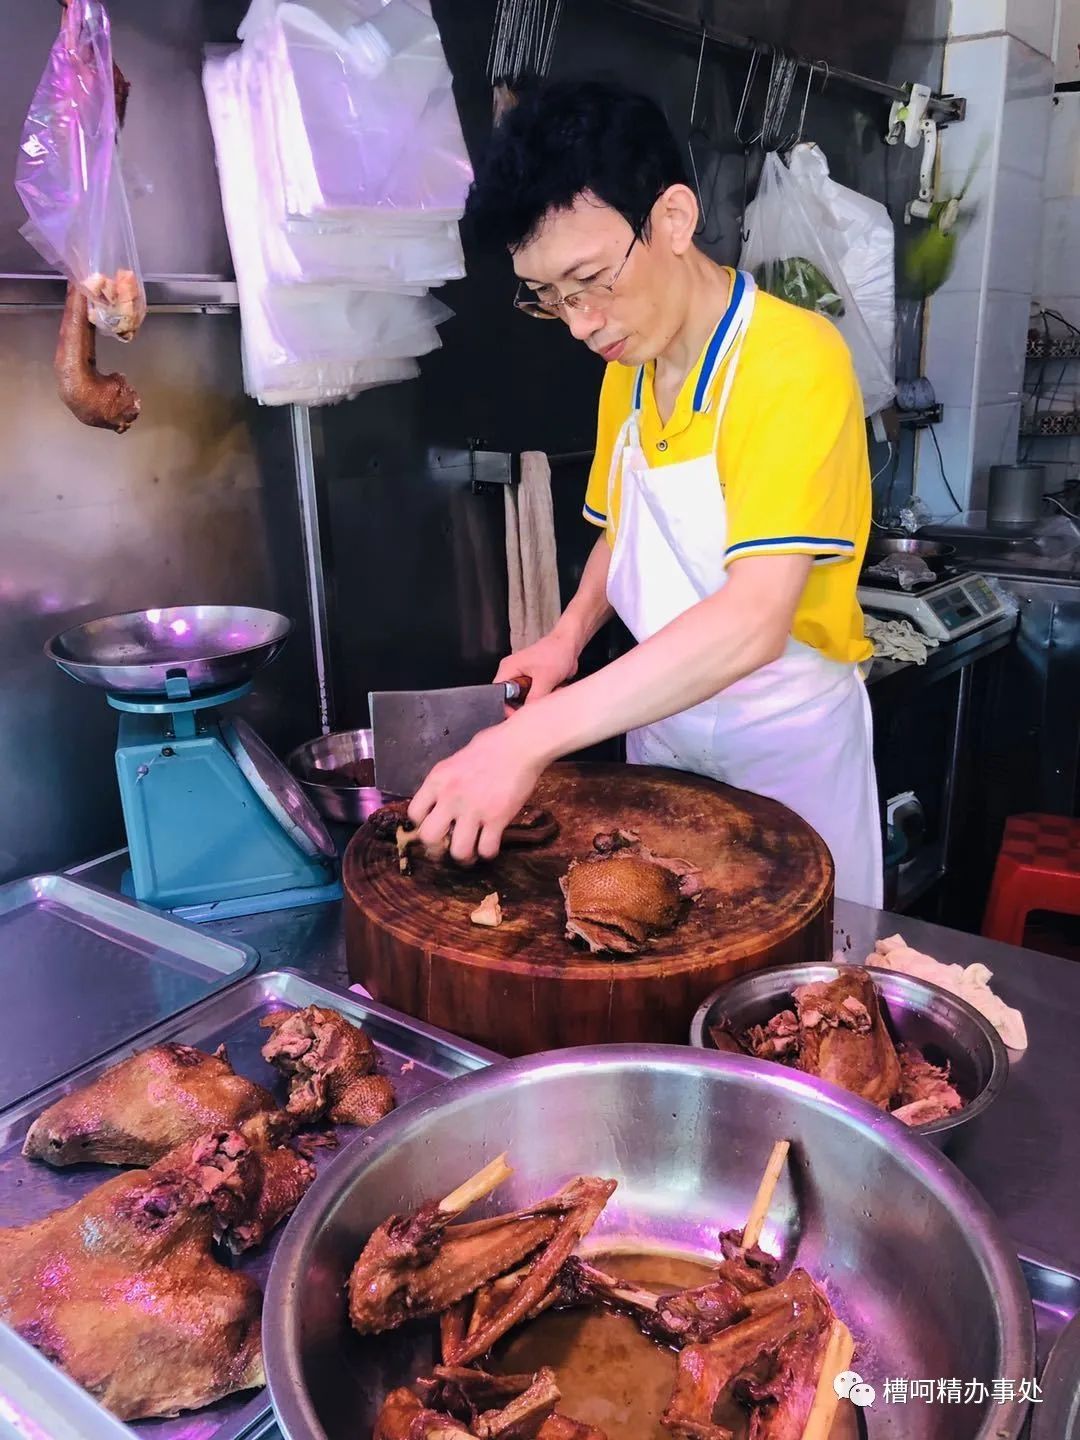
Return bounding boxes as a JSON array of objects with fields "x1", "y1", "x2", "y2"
[{"x1": 370, "y1": 678, "x2": 530, "y2": 797}]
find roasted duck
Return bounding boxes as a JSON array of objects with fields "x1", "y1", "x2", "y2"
[
  {"x1": 662, "y1": 1270, "x2": 839, "y2": 1440},
  {"x1": 722, "y1": 967, "x2": 964, "y2": 1124},
  {"x1": 359, "y1": 1141, "x2": 853, "y2": 1440},
  {"x1": 791, "y1": 970, "x2": 901, "y2": 1109},
  {"x1": 0, "y1": 1120, "x2": 313, "y2": 1420},
  {"x1": 260, "y1": 1004, "x2": 396, "y2": 1128},
  {"x1": 348, "y1": 1156, "x2": 616, "y2": 1366},
  {"x1": 23, "y1": 1041, "x2": 277, "y2": 1167},
  {"x1": 560, "y1": 830, "x2": 703, "y2": 955}
]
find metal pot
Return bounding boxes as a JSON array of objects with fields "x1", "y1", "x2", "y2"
[
  {"x1": 689, "y1": 962, "x2": 1008, "y2": 1149},
  {"x1": 263, "y1": 1047, "x2": 1034, "y2": 1440},
  {"x1": 865, "y1": 535, "x2": 957, "y2": 575},
  {"x1": 986, "y1": 465, "x2": 1047, "y2": 527},
  {"x1": 287, "y1": 729, "x2": 393, "y2": 825}
]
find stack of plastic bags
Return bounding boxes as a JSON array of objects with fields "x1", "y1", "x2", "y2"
[{"x1": 203, "y1": 0, "x2": 471, "y2": 406}]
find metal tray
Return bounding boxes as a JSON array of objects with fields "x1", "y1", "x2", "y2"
[
  {"x1": 1033, "y1": 1310, "x2": 1080, "y2": 1439},
  {"x1": 0, "y1": 873, "x2": 258, "y2": 1109},
  {"x1": 0, "y1": 968, "x2": 498, "y2": 1440},
  {"x1": 1020, "y1": 1254, "x2": 1080, "y2": 1437}
]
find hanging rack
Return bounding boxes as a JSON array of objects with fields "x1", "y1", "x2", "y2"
[{"x1": 595, "y1": 0, "x2": 965, "y2": 126}]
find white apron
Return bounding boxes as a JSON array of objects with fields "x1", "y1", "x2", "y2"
[{"x1": 605, "y1": 271, "x2": 883, "y2": 906}]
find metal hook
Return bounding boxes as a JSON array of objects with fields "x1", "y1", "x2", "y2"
[
  {"x1": 778, "y1": 60, "x2": 816, "y2": 152},
  {"x1": 734, "y1": 46, "x2": 765, "y2": 147},
  {"x1": 687, "y1": 19, "x2": 708, "y2": 229}
]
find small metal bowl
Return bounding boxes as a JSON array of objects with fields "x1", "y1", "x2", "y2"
[
  {"x1": 287, "y1": 729, "x2": 394, "y2": 826},
  {"x1": 690, "y1": 962, "x2": 1008, "y2": 1149}
]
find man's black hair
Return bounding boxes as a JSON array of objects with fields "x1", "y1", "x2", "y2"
[{"x1": 465, "y1": 80, "x2": 689, "y2": 253}]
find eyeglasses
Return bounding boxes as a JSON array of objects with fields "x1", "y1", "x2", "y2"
[{"x1": 514, "y1": 228, "x2": 642, "y2": 321}]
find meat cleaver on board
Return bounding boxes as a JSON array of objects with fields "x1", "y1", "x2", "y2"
[{"x1": 370, "y1": 678, "x2": 530, "y2": 798}]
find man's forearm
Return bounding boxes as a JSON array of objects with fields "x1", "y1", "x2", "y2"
[
  {"x1": 516, "y1": 554, "x2": 810, "y2": 761},
  {"x1": 552, "y1": 535, "x2": 614, "y2": 656}
]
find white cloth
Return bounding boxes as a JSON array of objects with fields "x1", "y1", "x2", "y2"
[
  {"x1": 868, "y1": 934, "x2": 1028, "y2": 1050},
  {"x1": 865, "y1": 614, "x2": 940, "y2": 664},
  {"x1": 505, "y1": 452, "x2": 561, "y2": 652},
  {"x1": 604, "y1": 271, "x2": 883, "y2": 907}
]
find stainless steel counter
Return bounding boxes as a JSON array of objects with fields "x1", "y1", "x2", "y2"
[
  {"x1": 58, "y1": 861, "x2": 1080, "y2": 1437},
  {"x1": 164, "y1": 880, "x2": 1080, "y2": 1279}
]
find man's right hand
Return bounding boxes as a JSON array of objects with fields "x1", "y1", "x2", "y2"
[{"x1": 494, "y1": 628, "x2": 579, "y2": 702}]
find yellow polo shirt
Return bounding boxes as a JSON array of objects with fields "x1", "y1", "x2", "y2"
[{"x1": 583, "y1": 274, "x2": 873, "y2": 665}]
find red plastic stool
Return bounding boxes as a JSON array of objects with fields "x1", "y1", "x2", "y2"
[{"x1": 982, "y1": 813, "x2": 1080, "y2": 946}]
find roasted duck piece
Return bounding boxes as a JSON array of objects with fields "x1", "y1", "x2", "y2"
[
  {"x1": 191, "y1": 1112, "x2": 316, "y2": 1253},
  {"x1": 379, "y1": 1366, "x2": 606, "y2": 1440},
  {"x1": 892, "y1": 1043, "x2": 964, "y2": 1126},
  {"x1": 55, "y1": 285, "x2": 141, "y2": 431},
  {"x1": 792, "y1": 969, "x2": 901, "y2": 1109},
  {"x1": 560, "y1": 830, "x2": 703, "y2": 955},
  {"x1": 662, "y1": 1271, "x2": 837, "y2": 1440},
  {"x1": 0, "y1": 1122, "x2": 309, "y2": 1420},
  {"x1": 23, "y1": 1041, "x2": 277, "y2": 1167},
  {"x1": 348, "y1": 1155, "x2": 616, "y2": 1361},
  {"x1": 741, "y1": 1012, "x2": 800, "y2": 1064},
  {"x1": 369, "y1": 802, "x2": 560, "y2": 873},
  {"x1": 553, "y1": 1258, "x2": 751, "y2": 1345},
  {"x1": 260, "y1": 1005, "x2": 395, "y2": 1128}
]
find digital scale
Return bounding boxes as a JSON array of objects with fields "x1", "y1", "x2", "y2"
[
  {"x1": 856, "y1": 571, "x2": 1009, "y2": 642},
  {"x1": 45, "y1": 605, "x2": 341, "y2": 922}
]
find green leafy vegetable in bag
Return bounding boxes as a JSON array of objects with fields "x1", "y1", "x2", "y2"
[{"x1": 753, "y1": 256, "x2": 846, "y2": 318}]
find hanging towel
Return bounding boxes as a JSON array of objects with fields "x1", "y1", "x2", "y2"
[{"x1": 505, "y1": 451, "x2": 561, "y2": 651}]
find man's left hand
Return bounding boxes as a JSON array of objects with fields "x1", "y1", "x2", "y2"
[{"x1": 406, "y1": 720, "x2": 547, "y2": 864}]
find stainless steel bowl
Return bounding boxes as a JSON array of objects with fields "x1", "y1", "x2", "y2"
[
  {"x1": 263, "y1": 1047, "x2": 1034, "y2": 1440},
  {"x1": 864, "y1": 535, "x2": 957, "y2": 576},
  {"x1": 288, "y1": 729, "x2": 396, "y2": 825},
  {"x1": 44, "y1": 605, "x2": 293, "y2": 694},
  {"x1": 690, "y1": 962, "x2": 1008, "y2": 1148}
]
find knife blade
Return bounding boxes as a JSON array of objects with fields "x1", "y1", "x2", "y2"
[{"x1": 370, "y1": 678, "x2": 529, "y2": 798}]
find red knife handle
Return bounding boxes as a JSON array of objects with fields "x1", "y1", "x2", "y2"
[{"x1": 504, "y1": 675, "x2": 532, "y2": 705}]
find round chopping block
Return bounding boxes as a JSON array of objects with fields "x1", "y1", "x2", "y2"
[{"x1": 343, "y1": 763, "x2": 834, "y2": 1055}]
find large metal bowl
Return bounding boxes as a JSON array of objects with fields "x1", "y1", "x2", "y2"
[
  {"x1": 263, "y1": 1047, "x2": 1034, "y2": 1440},
  {"x1": 288, "y1": 729, "x2": 396, "y2": 825},
  {"x1": 44, "y1": 605, "x2": 293, "y2": 694},
  {"x1": 690, "y1": 963, "x2": 1008, "y2": 1149}
]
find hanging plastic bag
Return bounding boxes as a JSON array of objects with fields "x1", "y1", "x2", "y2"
[
  {"x1": 740, "y1": 150, "x2": 895, "y2": 417},
  {"x1": 786, "y1": 144, "x2": 895, "y2": 400},
  {"x1": 15, "y1": 0, "x2": 145, "y2": 342}
]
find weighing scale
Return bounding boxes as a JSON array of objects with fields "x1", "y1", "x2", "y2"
[
  {"x1": 856, "y1": 570, "x2": 1010, "y2": 642},
  {"x1": 45, "y1": 605, "x2": 341, "y2": 921}
]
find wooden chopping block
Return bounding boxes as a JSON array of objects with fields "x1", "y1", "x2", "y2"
[{"x1": 344, "y1": 763, "x2": 833, "y2": 1056}]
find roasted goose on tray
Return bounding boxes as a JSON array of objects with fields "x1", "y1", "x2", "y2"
[
  {"x1": 360, "y1": 1141, "x2": 855, "y2": 1440},
  {"x1": 0, "y1": 1119, "x2": 312, "y2": 1419},
  {"x1": 25, "y1": 1004, "x2": 397, "y2": 1167},
  {"x1": 261, "y1": 1004, "x2": 396, "y2": 1127},
  {"x1": 23, "y1": 1040, "x2": 276, "y2": 1166},
  {"x1": 9, "y1": 1002, "x2": 395, "y2": 1421},
  {"x1": 712, "y1": 967, "x2": 965, "y2": 1126}
]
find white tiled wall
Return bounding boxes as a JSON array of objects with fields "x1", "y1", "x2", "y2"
[
  {"x1": 1037, "y1": 91, "x2": 1080, "y2": 327},
  {"x1": 915, "y1": 0, "x2": 1057, "y2": 513}
]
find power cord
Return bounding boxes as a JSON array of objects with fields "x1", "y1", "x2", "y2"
[{"x1": 928, "y1": 425, "x2": 963, "y2": 516}]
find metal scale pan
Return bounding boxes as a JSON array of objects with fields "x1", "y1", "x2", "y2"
[
  {"x1": 44, "y1": 605, "x2": 337, "y2": 915},
  {"x1": 44, "y1": 605, "x2": 293, "y2": 695}
]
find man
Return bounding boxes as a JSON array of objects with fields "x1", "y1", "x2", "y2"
[{"x1": 408, "y1": 81, "x2": 882, "y2": 906}]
